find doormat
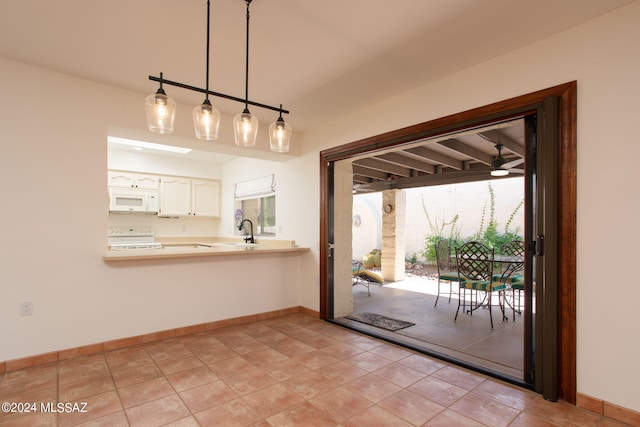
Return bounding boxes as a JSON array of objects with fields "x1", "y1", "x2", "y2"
[{"x1": 345, "y1": 312, "x2": 415, "y2": 331}]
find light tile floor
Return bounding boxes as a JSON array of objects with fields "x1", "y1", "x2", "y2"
[{"x1": 0, "y1": 314, "x2": 629, "y2": 426}]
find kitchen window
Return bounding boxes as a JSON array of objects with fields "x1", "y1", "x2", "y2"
[{"x1": 234, "y1": 174, "x2": 276, "y2": 236}]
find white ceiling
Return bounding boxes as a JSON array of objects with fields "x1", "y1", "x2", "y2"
[{"x1": 0, "y1": 0, "x2": 632, "y2": 140}]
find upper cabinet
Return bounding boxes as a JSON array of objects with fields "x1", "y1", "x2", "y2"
[
  {"x1": 108, "y1": 171, "x2": 159, "y2": 189},
  {"x1": 192, "y1": 179, "x2": 221, "y2": 217},
  {"x1": 159, "y1": 176, "x2": 220, "y2": 218},
  {"x1": 108, "y1": 170, "x2": 220, "y2": 218},
  {"x1": 159, "y1": 176, "x2": 192, "y2": 217}
]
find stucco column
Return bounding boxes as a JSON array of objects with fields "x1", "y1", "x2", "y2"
[{"x1": 381, "y1": 189, "x2": 406, "y2": 282}]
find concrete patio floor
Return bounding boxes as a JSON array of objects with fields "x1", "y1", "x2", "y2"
[{"x1": 342, "y1": 274, "x2": 525, "y2": 380}]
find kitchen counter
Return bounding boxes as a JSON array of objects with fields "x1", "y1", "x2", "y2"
[{"x1": 103, "y1": 237, "x2": 309, "y2": 262}]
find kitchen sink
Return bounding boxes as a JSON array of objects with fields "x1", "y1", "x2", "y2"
[
  {"x1": 161, "y1": 242, "x2": 262, "y2": 250},
  {"x1": 163, "y1": 244, "x2": 207, "y2": 250}
]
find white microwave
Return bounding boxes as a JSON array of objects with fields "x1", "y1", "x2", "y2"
[{"x1": 108, "y1": 188, "x2": 159, "y2": 214}]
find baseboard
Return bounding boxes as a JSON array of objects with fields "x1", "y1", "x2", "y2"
[
  {"x1": 7, "y1": 309, "x2": 635, "y2": 425},
  {"x1": 0, "y1": 305, "x2": 320, "y2": 374},
  {"x1": 577, "y1": 392, "x2": 640, "y2": 425}
]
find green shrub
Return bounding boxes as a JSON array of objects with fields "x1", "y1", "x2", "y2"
[
  {"x1": 472, "y1": 183, "x2": 523, "y2": 250},
  {"x1": 421, "y1": 196, "x2": 461, "y2": 261},
  {"x1": 421, "y1": 182, "x2": 524, "y2": 258},
  {"x1": 405, "y1": 252, "x2": 418, "y2": 264}
]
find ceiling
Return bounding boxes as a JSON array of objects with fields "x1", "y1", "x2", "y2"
[
  {"x1": 0, "y1": 0, "x2": 631, "y2": 185},
  {"x1": 351, "y1": 118, "x2": 526, "y2": 193},
  {"x1": 0, "y1": 0, "x2": 631, "y2": 135}
]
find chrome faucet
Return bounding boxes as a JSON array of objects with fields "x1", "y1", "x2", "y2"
[{"x1": 238, "y1": 219, "x2": 255, "y2": 243}]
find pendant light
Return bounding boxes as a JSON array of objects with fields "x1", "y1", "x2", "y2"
[
  {"x1": 269, "y1": 105, "x2": 292, "y2": 152},
  {"x1": 233, "y1": 0, "x2": 258, "y2": 147},
  {"x1": 193, "y1": 0, "x2": 221, "y2": 140},
  {"x1": 145, "y1": 72, "x2": 176, "y2": 134},
  {"x1": 146, "y1": 0, "x2": 291, "y2": 151}
]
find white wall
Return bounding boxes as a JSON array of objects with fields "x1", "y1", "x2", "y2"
[
  {"x1": 296, "y1": 2, "x2": 640, "y2": 412},
  {"x1": 1, "y1": 0, "x2": 639, "y2": 413},
  {"x1": 0, "y1": 57, "x2": 307, "y2": 363},
  {"x1": 353, "y1": 178, "x2": 525, "y2": 262}
]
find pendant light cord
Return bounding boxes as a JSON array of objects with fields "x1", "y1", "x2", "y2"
[
  {"x1": 147, "y1": 0, "x2": 290, "y2": 118},
  {"x1": 205, "y1": 0, "x2": 211, "y2": 101},
  {"x1": 244, "y1": 0, "x2": 251, "y2": 110}
]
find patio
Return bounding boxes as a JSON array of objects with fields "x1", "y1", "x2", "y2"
[{"x1": 342, "y1": 273, "x2": 525, "y2": 380}]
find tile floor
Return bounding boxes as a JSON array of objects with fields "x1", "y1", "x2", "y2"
[{"x1": 0, "y1": 314, "x2": 629, "y2": 426}]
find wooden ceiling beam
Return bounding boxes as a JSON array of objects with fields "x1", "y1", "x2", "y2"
[
  {"x1": 354, "y1": 157, "x2": 412, "y2": 177},
  {"x1": 438, "y1": 138, "x2": 494, "y2": 166},
  {"x1": 478, "y1": 130, "x2": 525, "y2": 157},
  {"x1": 352, "y1": 165, "x2": 389, "y2": 180},
  {"x1": 376, "y1": 152, "x2": 436, "y2": 174},
  {"x1": 404, "y1": 146, "x2": 463, "y2": 170}
]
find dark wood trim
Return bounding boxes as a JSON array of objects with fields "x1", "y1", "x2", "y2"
[
  {"x1": 558, "y1": 82, "x2": 577, "y2": 404},
  {"x1": 319, "y1": 81, "x2": 577, "y2": 403},
  {"x1": 319, "y1": 155, "x2": 329, "y2": 319}
]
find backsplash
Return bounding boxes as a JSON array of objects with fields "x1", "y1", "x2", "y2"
[{"x1": 107, "y1": 213, "x2": 219, "y2": 237}]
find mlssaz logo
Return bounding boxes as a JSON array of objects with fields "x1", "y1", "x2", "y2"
[{"x1": 40, "y1": 402, "x2": 88, "y2": 413}]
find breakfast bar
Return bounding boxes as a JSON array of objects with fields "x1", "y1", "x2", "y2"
[{"x1": 103, "y1": 237, "x2": 309, "y2": 262}]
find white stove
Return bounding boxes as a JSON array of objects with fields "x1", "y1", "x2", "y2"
[{"x1": 108, "y1": 226, "x2": 162, "y2": 251}]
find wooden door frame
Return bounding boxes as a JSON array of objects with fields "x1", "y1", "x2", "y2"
[{"x1": 319, "y1": 81, "x2": 577, "y2": 403}]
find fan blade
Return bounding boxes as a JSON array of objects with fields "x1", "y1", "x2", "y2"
[
  {"x1": 353, "y1": 183, "x2": 376, "y2": 193},
  {"x1": 502, "y1": 158, "x2": 524, "y2": 169}
]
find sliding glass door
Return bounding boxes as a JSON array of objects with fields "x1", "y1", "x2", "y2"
[{"x1": 320, "y1": 84, "x2": 576, "y2": 401}]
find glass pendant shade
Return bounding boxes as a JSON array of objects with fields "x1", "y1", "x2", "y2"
[
  {"x1": 269, "y1": 118, "x2": 292, "y2": 153},
  {"x1": 145, "y1": 89, "x2": 176, "y2": 134},
  {"x1": 193, "y1": 99, "x2": 221, "y2": 140},
  {"x1": 145, "y1": 2, "x2": 292, "y2": 145},
  {"x1": 233, "y1": 109, "x2": 259, "y2": 147}
]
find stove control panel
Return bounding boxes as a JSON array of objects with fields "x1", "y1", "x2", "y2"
[{"x1": 108, "y1": 226, "x2": 154, "y2": 237}]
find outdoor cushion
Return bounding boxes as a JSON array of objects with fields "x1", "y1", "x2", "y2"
[
  {"x1": 438, "y1": 272, "x2": 459, "y2": 281},
  {"x1": 459, "y1": 277, "x2": 508, "y2": 292},
  {"x1": 492, "y1": 273, "x2": 523, "y2": 284},
  {"x1": 510, "y1": 275, "x2": 524, "y2": 290},
  {"x1": 352, "y1": 268, "x2": 383, "y2": 283},
  {"x1": 492, "y1": 273, "x2": 506, "y2": 282},
  {"x1": 510, "y1": 274, "x2": 524, "y2": 284}
]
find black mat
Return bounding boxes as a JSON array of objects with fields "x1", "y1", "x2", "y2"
[{"x1": 345, "y1": 312, "x2": 415, "y2": 331}]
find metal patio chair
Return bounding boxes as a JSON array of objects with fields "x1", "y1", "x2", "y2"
[
  {"x1": 434, "y1": 239, "x2": 460, "y2": 307},
  {"x1": 455, "y1": 241, "x2": 508, "y2": 328}
]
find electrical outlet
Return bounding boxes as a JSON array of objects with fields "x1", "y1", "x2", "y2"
[{"x1": 20, "y1": 301, "x2": 33, "y2": 316}]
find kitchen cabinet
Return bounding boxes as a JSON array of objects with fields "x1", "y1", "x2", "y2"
[
  {"x1": 159, "y1": 176, "x2": 191, "y2": 216},
  {"x1": 108, "y1": 171, "x2": 159, "y2": 189},
  {"x1": 159, "y1": 177, "x2": 220, "y2": 217},
  {"x1": 191, "y1": 179, "x2": 221, "y2": 217}
]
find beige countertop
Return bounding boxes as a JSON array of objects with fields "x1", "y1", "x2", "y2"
[{"x1": 103, "y1": 237, "x2": 309, "y2": 262}]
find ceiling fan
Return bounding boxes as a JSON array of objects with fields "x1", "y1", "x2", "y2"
[
  {"x1": 353, "y1": 175, "x2": 398, "y2": 194},
  {"x1": 490, "y1": 144, "x2": 524, "y2": 176}
]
